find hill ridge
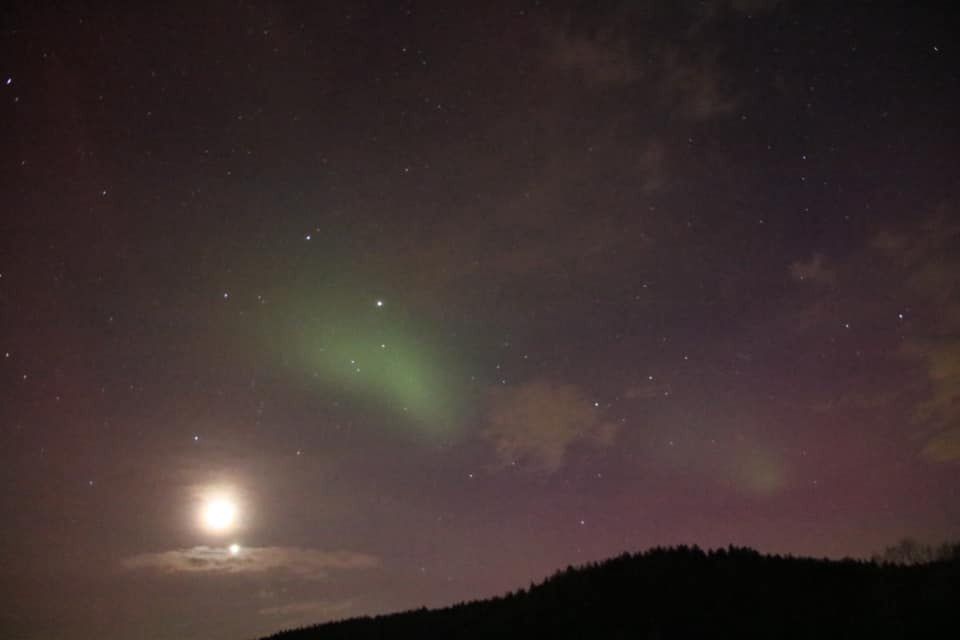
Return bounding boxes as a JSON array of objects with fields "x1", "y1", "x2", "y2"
[{"x1": 261, "y1": 545, "x2": 958, "y2": 639}]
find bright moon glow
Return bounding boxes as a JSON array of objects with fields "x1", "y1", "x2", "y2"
[{"x1": 201, "y1": 497, "x2": 237, "y2": 533}]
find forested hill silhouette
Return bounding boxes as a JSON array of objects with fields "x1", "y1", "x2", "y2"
[{"x1": 261, "y1": 545, "x2": 958, "y2": 640}]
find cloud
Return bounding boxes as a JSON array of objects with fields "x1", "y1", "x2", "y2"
[
  {"x1": 729, "y1": 0, "x2": 783, "y2": 11},
  {"x1": 624, "y1": 380, "x2": 673, "y2": 400},
  {"x1": 635, "y1": 142, "x2": 667, "y2": 193},
  {"x1": 258, "y1": 600, "x2": 353, "y2": 617},
  {"x1": 740, "y1": 206, "x2": 960, "y2": 469},
  {"x1": 545, "y1": 28, "x2": 636, "y2": 87},
  {"x1": 656, "y1": 48, "x2": 740, "y2": 120},
  {"x1": 484, "y1": 380, "x2": 618, "y2": 473},
  {"x1": 813, "y1": 213, "x2": 960, "y2": 461},
  {"x1": 789, "y1": 253, "x2": 836, "y2": 285},
  {"x1": 543, "y1": 8, "x2": 742, "y2": 120},
  {"x1": 870, "y1": 216, "x2": 960, "y2": 461},
  {"x1": 703, "y1": 0, "x2": 784, "y2": 17},
  {"x1": 728, "y1": 445, "x2": 789, "y2": 496},
  {"x1": 775, "y1": 211, "x2": 960, "y2": 462},
  {"x1": 922, "y1": 428, "x2": 960, "y2": 463},
  {"x1": 122, "y1": 546, "x2": 379, "y2": 580},
  {"x1": 809, "y1": 388, "x2": 903, "y2": 413},
  {"x1": 907, "y1": 337, "x2": 960, "y2": 462},
  {"x1": 870, "y1": 214, "x2": 960, "y2": 312}
]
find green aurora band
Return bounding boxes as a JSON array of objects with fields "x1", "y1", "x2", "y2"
[{"x1": 264, "y1": 291, "x2": 469, "y2": 438}]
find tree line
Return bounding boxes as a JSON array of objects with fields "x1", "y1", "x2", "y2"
[{"x1": 260, "y1": 543, "x2": 959, "y2": 640}]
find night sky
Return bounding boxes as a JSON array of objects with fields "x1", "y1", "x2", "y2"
[{"x1": 2, "y1": 2, "x2": 959, "y2": 638}]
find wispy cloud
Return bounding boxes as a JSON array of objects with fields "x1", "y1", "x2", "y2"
[
  {"x1": 543, "y1": 6, "x2": 743, "y2": 120},
  {"x1": 785, "y1": 212, "x2": 960, "y2": 462},
  {"x1": 656, "y1": 48, "x2": 740, "y2": 120},
  {"x1": 122, "y1": 546, "x2": 379, "y2": 579},
  {"x1": 545, "y1": 28, "x2": 636, "y2": 87},
  {"x1": 789, "y1": 253, "x2": 836, "y2": 285},
  {"x1": 907, "y1": 337, "x2": 960, "y2": 462},
  {"x1": 258, "y1": 600, "x2": 353, "y2": 617},
  {"x1": 870, "y1": 215, "x2": 960, "y2": 461},
  {"x1": 484, "y1": 380, "x2": 618, "y2": 473}
]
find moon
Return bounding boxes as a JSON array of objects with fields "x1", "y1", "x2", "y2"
[{"x1": 201, "y1": 497, "x2": 238, "y2": 533}]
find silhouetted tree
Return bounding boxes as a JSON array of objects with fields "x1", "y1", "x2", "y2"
[{"x1": 872, "y1": 537, "x2": 960, "y2": 565}]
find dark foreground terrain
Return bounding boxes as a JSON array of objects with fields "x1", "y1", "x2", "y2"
[{"x1": 262, "y1": 546, "x2": 958, "y2": 639}]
